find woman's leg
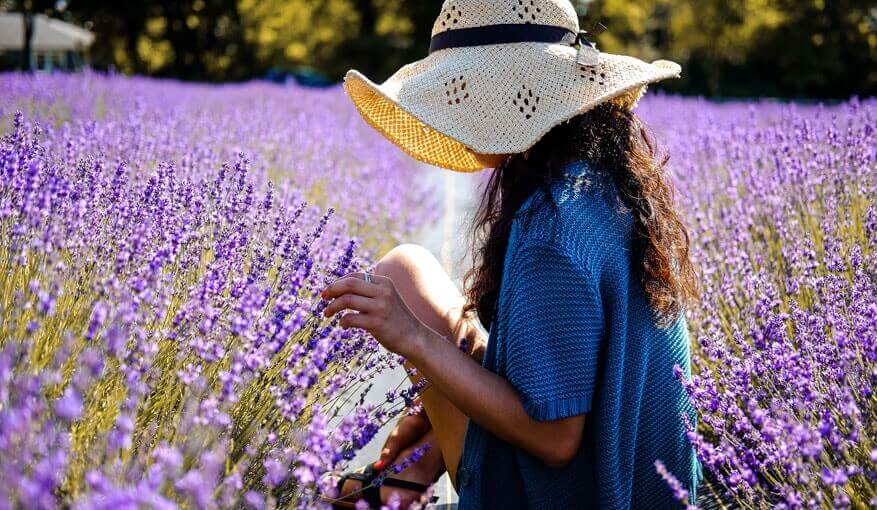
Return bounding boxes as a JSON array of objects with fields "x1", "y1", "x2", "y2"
[
  {"x1": 374, "y1": 244, "x2": 486, "y2": 487},
  {"x1": 333, "y1": 244, "x2": 484, "y2": 506}
]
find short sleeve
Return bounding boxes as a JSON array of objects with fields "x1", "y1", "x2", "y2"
[{"x1": 503, "y1": 240, "x2": 604, "y2": 421}]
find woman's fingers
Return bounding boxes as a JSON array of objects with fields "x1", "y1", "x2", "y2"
[
  {"x1": 339, "y1": 312, "x2": 375, "y2": 331},
  {"x1": 323, "y1": 294, "x2": 376, "y2": 318},
  {"x1": 321, "y1": 273, "x2": 384, "y2": 300},
  {"x1": 324, "y1": 271, "x2": 422, "y2": 358}
]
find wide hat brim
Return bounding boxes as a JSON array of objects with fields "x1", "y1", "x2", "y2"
[{"x1": 345, "y1": 42, "x2": 681, "y2": 172}]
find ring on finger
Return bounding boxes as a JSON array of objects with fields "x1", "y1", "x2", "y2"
[{"x1": 364, "y1": 271, "x2": 373, "y2": 284}]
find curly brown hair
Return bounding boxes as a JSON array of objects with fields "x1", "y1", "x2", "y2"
[{"x1": 463, "y1": 102, "x2": 698, "y2": 328}]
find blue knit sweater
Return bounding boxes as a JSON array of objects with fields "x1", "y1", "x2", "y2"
[{"x1": 456, "y1": 161, "x2": 701, "y2": 509}]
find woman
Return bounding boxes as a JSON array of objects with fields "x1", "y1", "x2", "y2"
[{"x1": 322, "y1": 0, "x2": 701, "y2": 508}]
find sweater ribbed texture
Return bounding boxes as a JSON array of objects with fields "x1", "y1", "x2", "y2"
[{"x1": 456, "y1": 161, "x2": 701, "y2": 509}]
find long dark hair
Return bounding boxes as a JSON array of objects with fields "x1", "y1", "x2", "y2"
[{"x1": 463, "y1": 102, "x2": 697, "y2": 328}]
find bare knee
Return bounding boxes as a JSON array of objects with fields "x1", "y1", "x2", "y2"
[{"x1": 374, "y1": 244, "x2": 463, "y2": 336}]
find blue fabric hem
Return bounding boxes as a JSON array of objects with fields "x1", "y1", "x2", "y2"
[{"x1": 524, "y1": 395, "x2": 592, "y2": 421}]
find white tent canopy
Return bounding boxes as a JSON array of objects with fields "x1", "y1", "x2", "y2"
[{"x1": 0, "y1": 13, "x2": 94, "y2": 51}]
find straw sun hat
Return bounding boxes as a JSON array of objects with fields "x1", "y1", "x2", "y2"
[{"x1": 344, "y1": 0, "x2": 681, "y2": 172}]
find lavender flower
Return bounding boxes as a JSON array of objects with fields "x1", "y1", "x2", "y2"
[
  {"x1": 0, "y1": 73, "x2": 436, "y2": 508},
  {"x1": 638, "y1": 96, "x2": 877, "y2": 508},
  {"x1": 654, "y1": 460, "x2": 694, "y2": 509}
]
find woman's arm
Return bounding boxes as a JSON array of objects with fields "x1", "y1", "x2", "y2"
[
  {"x1": 322, "y1": 273, "x2": 585, "y2": 468},
  {"x1": 408, "y1": 322, "x2": 585, "y2": 468}
]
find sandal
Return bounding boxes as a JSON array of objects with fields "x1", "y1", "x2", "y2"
[{"x1": 327, "y1": 462, "x2": 436, "y2": 509}]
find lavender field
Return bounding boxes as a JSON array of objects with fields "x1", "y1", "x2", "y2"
[
  {"x1": 639, "y1": 98, "x2": 877, "y2": 509},
  {"x1": 1, "y1": 73, "x2": 875, "y2": 509}
]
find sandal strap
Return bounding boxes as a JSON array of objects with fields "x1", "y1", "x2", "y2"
[
  {"x1": 337, "y1": 463, "x2": 382, "y2": 509},
  {"x1": 339, "y1": 471, "x2": 373, "y2": 484},
  {"x1": 360, "y1": 464, "x2": 383, "y2": 508},
  {"x1": 360, "y1": 483, "x2": 382, "y2": 508},
  {"x1": 380, "y1": 477, "x2": 431, "y2": 493},
  {"x1": 334, "y1": 463, "x2": 383, "y2": 509},
  {"x1": 334, "y1": 462, "x2": 432, "y2": 508}
]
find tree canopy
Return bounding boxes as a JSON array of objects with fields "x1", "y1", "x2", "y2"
[{"x1": 2, "y1": 0, "x2": 875, "y2": 98}]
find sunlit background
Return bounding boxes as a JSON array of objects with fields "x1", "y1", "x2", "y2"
[
  {"x1": 1, "y1": 1, "x2": 876, "y2": 509},
  {"x1": 1, "y1": 0, "x2": 876, "y2": 98}
]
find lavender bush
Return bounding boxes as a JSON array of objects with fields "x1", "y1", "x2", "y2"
[
  {"x1": 2, "y1": 71, "x2": 874, "y2": 509},
  {"x1": 638, "y1": 98, "x2": 877, "y2": 508},
  {"x1": 0, "y1": 72, "x2": 439, "y2": 253},
  {"x1": 0, "y1": 73, "x2": 436, "y2": 509}
]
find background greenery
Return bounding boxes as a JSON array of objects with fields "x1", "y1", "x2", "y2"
[{"x1": 3, "y1": 0, "x2": 876, "y2": 98}]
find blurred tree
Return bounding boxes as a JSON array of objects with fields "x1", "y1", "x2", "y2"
[
  {"x1": 63, "y1": 0, "x2": 254, "y2": 81},
  {"x1": 4, "y1": 0, "x2": 872, "y2": 97},
  {"x1": 6, "y1": 0, "x2": 57, "y2": 72},
  {"x1": 238, "y1": 0, "x2": 440, "y2": 80},
  {"x1": 585, "y1": 0, "x2": 876, "y2": 97},
  {"x1": 238, "y1": 0, "x2": 358, "y2": 78},
  {"x1": 748, "y1": 0, "x2": 877, "y2": 97}
]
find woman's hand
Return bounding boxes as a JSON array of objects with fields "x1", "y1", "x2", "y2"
[
  {"x1": 321, "y1": 272, "x2": 430, "y2": 358},
  {"x1": 323, "y1": 273, "x2": 586, "y2": 469}
]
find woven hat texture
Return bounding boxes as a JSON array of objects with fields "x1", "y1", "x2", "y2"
[{"x1": 344, "y1": 0, "x2": 681, "y2": 172}]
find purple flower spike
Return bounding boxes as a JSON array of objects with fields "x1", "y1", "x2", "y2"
[
  {"x1": 3, "y1": 70, "x2": 872, "y2": 510},
  {"x1": 636, "y1": 96, "x2": 877, "y2": 508}
]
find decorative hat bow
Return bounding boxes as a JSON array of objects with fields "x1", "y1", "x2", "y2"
[{"x1": 576, "y1": 22, "x2": 607, "y2": 67}]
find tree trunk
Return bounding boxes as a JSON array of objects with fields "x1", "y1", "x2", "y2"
[
  {"x1": 357, "y1": 0, "x2": 377, "y2": 38},
  {"x1": 22, "y1": 9, "x2": 34, "y2": 72}
]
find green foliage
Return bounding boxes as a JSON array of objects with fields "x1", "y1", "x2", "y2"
[
  {"x1": 4, "y1": 0, "x2": 874, "y2": 97},
  {"x1": 69, "y1": 0, "x2": 254, "y2": 81},
  {"x1": 584, "y1": 0, "x2": 877, "y2": 97}
]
